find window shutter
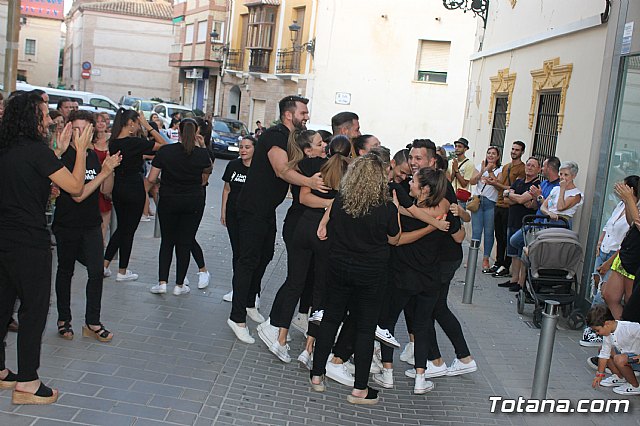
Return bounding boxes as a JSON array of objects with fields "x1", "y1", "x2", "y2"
[{"x1": 419, "y1": 41, "x2": 450, "y2": 72}]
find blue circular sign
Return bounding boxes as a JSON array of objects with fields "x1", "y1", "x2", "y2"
[{"x1": 82, "y1": 61, "x2": 92, "y2": 70}]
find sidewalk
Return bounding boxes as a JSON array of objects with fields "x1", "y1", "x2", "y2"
[{"x1": 0, "y1": 159, "x2": 637, "y2": 425}]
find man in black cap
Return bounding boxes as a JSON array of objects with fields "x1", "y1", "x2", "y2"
[{"x1": 448, "y1": 137, "x2": 474, "y2": 208}]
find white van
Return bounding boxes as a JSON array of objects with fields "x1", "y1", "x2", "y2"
[{"x1": 15, "y1": 82, "x2": 119, "y2": 118}]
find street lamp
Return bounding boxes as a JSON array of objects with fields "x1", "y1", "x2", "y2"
[
  {"x1": 442, "y1": 0, "x2": 489, "y2": 29},
  {"x1": 287, "y1": 20, "x2": 315, "y2": 57}
]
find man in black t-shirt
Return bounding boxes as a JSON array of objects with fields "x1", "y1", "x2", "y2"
[
  {"x1": 227, "y1": 95, "x2": 329, "y2": 344},
  {"x1": 53, "y1": 110, "x2": 122, "y2": 342}
]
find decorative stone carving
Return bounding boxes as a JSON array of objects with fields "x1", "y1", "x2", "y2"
[
  {"x1": 488, "y1": 68, "x2": 516, "y2": 126},
  {"x1": 509, "y1": 0, "x2": 517, "y2": 8},
  {"x1": 528, "y1": 58, "x2": 573, "y2": 133}
]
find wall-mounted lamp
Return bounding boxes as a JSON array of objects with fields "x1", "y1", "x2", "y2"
[
  {"x1": 442, "y1": 0, "x2": 489, "y2": 29},
  {"x1": 288, "y1": 21, "x2": 315, "y2": 57}
]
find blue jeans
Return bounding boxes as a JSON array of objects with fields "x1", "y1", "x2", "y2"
[
  {"x1": 471, "y1": 196, "x2": 496, "y2": 257},
  {"x1": 590, "y1": 249, "x2": 616, "y2": 306}
]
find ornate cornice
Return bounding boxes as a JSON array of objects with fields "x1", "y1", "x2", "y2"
[
  {"x1": 528, "y1": 58, "x2": 573, "y2": 133},
  {"x1": 488, "y1": 67, "x2": 516, "y2": 126}
]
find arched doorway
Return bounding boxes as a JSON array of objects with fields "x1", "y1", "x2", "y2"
[{"x1": 228, "y1": 85, "x2": 241, "y2": 120}]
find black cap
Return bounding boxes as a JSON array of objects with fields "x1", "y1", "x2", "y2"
[{"x1": 454, "y1": 137, "x2": 469, "y2": 149}]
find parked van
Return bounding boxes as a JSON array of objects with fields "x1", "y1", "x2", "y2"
[{"x1": 15, "y1": 82, "x2": 119, "y2": 118}]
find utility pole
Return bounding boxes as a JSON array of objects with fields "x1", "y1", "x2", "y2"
[{"x1": 3, "y1": 0, "x2": 21, "y2": 94}]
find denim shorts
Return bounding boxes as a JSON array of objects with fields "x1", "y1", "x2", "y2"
[
  {"x1": 613, "y1": 350, "x2": 640, "y2": 372},
  {"x1": 506, "y1": 226, "x2": 522, "y2": 258}
]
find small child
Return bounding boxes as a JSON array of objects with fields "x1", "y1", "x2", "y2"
[{"x1": 587, "y1": 304, "x2": 640, "y2": 395}]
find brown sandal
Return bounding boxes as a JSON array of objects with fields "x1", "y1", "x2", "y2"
[
  {"x1": 57, "y1": 321, "x2": 73, "y2": 340},
  {"x1": 12, "y1": 382, "x2": 58, "y2": 405},
  {"x1": 82, "y1": 323, "x2": 113, "y2": 342},
  {"x1": 0, "y1": 370, "x2": 17, "y2": 389}
]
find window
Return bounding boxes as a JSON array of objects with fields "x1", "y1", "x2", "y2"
[
  {"x1": 211, "y1": 21, "x2": 225, "y2": 43},
  {"x1": 490, "y1": 96, "x2": 508, "y2": 150},
  {"x1": 416, "y1": 40, "x2": 450, "y2": 83},
  {"x1": 293, "y1": 7, "x2": 306, "y2": 46},
  {"x1": 90, "y1": 98, "x2": 116, "y2": 111},
  {"x1": 532, "y1": 92, "x2": 561, "y2": 162},
  {"x1": 197, "y1": 21, "x2": 208, "y2": 43},
  {"x1": 185, "y1": 23, "x2": 194, "y2": 44},
  {"x1": 247, "y1": 5, "x2": 277, "y2": 49},
  {"x1": 25, "y1": 39, "x2": 36, "y2": 55}
]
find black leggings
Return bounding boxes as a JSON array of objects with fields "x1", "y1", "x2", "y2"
[
  {"x1": 158, "y1": 194, "x2": 205, "y2": 284},
  {"x1": 380, "y1": 286, "x2": 419, "y2": 363},
  {"x1": 0, "y1": 246, "x2": 52, "y2": 382},
  {"x1": 54, "y1": 225, "x2": 104, "y2": 325},
  {"x1": 191, "y1": 189, "x2": 206, "y2": 269},
  {"x1": 105, "y1": 178, "x2": 146, "y2": 269}
]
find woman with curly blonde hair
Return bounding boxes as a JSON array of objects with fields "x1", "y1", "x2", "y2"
[{"x1": 310, "y1": 153, "x2": 401, "y2": 405}]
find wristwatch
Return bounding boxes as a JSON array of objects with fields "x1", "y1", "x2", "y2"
[{"x1": 537, "y1": 195, "x2": 543, "y2": 203}]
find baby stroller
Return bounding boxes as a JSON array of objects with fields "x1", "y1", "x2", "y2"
[{"x1": 516, "y1": 215, "x2": 584, "y2": 328}]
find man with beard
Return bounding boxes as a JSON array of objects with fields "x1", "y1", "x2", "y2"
[
  {"x1": 447, "y1": 138, "x2": 474, "y2": 207},
  {"x1": 227, "y1": 95, "x2": 328, "y2": 343},
  {"x1": 485, "y1": 141, "x2": 525, "y2": 278}
]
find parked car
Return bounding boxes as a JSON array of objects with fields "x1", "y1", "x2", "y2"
[
  {"x1": 118, "y1": 96, "x2": 142, "y2": 109},
  {"x1": 152, "y1": 103, "x2": 195, "y2": 128},
  {"x1": 132, "y1": 100, "x2": 158, "y2": 120},
  {"x1": 211, "y1": 117, "x2": 249, "y2": 158}
]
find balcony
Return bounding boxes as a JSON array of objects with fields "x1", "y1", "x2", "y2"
[
  {"x1": 248, "y1": 49, "x2": 271, "y2": 73},
  {"x1": 275, "y1": 48, "x2": 301, "y2": 74},
  {"x1": 226, "y1": 49, "x2": 244, "y2": 71}
]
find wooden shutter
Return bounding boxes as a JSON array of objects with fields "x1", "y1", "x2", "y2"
[{"x1": 419, "y1": 41, "x2": 450, "y2": 72}]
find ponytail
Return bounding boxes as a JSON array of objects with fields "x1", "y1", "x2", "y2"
[
  {"x1": 109, "y1": 107, "x2": 139, "y2": 144},
  {"x1": 179, "y1": 118, "x2": 197, "y2": 155},
  {"x1": 321, "y1": 135, "x2": 352, "y2": 189}
]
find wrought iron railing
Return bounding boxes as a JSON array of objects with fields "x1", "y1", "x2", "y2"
[
  {"x1": 275, "y1": 48, "x2": 301, "y2": 74},
  {"x1": 248, "y1": 49, "x2": 271, "y2": 73},
  {"x1": 226, "y1": 49, "x2": 244, "y2": 71}
]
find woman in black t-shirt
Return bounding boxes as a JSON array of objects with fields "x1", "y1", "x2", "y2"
[
  {"x1": 0, "y1": 92, "x2": 95, "y2": 405},
  {"x1": 221, "y1": 135, "x2": 256, "y2": 301},
  {"x1": 103, "y1": 109, "x2": 166, "y2": 281},
  {"x1": 148, "y1": 119, "x2": 212, "y2": 295},
  {"x1": 310, "y1": 153, "x2": 400, "y2": 405}
]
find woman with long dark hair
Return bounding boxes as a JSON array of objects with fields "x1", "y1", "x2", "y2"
[
  {"x1": 0, "y1": 91, "x2": 94, "y2": 404},
  {"x1": 103, "y1": 108, "x2": 166, "y2": 280},
  {"x1": 93, "y1": 112, "x2": 113, "y2": 246},
  {"x1": 310, "y1": 153, "x2": 401, "y2": 405},
  {"x1": 148, "y1": 118, "x2": 212, "y2": 295}
]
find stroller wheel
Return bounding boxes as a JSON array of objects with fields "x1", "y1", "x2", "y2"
[
  {"x1": 568, "y1": 310, "x2": 585, "y2": 330},
  {"x1": 517, "y1": 289, "x2": 525, "y2": 314},
  {"x1": 533, "y1": 307, "x2": 543, "y2": 329}
]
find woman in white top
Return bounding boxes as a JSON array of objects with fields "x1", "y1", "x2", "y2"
[
  {"x1": 541, "y1": 161, "x2": 583, "y2": 228},
  {"x1": 469, "y1": 146, "x2": 503, "y2": 271}
]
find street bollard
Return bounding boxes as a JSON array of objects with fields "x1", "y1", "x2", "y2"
[
  {"x1": 531, "y1": 300, "x2": 560, "y2": 399},
  {"x1": 109, "y1": 209, "x2": 117, "y2": 260},
  {"x1": 462, "y1": 239, "x2": 480, "y2": 304}
]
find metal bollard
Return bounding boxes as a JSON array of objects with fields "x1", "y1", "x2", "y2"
[
  {"x1": 531, "y1": 300, "x2": 560, "y2": 399},
  {"x1": 109, "y1": 209, "x2": 117, "y2": 260},
  {"x1": 462, "y1": 239, "x2": 480, "y2": 304}
]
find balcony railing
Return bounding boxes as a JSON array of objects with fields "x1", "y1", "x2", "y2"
[
  {"x1": 248, "y1": 49, "x2": 271, "y2": 73},
  {"x1": 226, "y1": 49, "x2": 244, "y2": 71},
  {"x1": 275, "y1": 48, "x2": 301, "y2": 74}
]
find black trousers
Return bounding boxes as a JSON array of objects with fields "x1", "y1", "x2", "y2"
[
  {"x1": 158, "y1": 194, "x2": 205, "y2": 284},
  {"x1": 282, "y1": 215, "x2": 313, "y2": 316},
  {"x1": 0, "y1": 246, "x2": 52, "y2": 382},
  {"x1": 270, "y1": 214, "x2": 328, "y2": 329},
  {"x1": 428, "y1": 259, "x2": 471, "y2": 360},
  {"x1": 494, "y1": 206, "x2": 511, "y2": 269},
  {"x1": 191, "y1": 189, "x2": 207, "y2": 269},
  {"x1": 104, "y1": 179, "x2": 146, "y2": 269},
  {"x1": 311, "y1": 260, "x2": 385, "y2": 390},
  {"x1": 380, "y1": 286, "x2": 419, "y2": 363},
  {"x1": 54, "y1": 225, "x2": 104, "y2": 325},
  {"x1": 230, "y1": 211, "x2": 275, "y2": 323}
]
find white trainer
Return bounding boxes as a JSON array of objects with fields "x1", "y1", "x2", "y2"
[
  {"x1": 197, "y1": 271, "x2": 210, "y2": 289},
  {"x1": 344, "y1": 361, "x2": 355, "y2": 375},
  {"x1": 309, "y1": 310, "x2": 324, "y2": 324},
  {"x1": 226, "y1": 319, "x2": 254, "y2": 344},
  {"x1": 375, "y1": 326, "x2": 400, "y2": 348},
  {"x1": 405, "y1": 368, "x2": 417, "y2": 378},
  {"x1": 291, "y1": 313, "x2": 309, "y2": 336},
  {"x1": 373, "y1": 368, "x2": 394, "y2": 389},
  {"x1": 325, "y1": 361, "x2": 355, "y2": 387},
  {"x1": 173, "y1": 285, "x2": 190, "y2": 296},
  {"x1": 424, "y1": 360, "x2": 449, "y2": 378},
  {"x1": 400, "y1": 342, "x2": 414, "y2": 362},
  {"x1": 103, "y1": 267, "x2": 112, "y2": 278},
  {"x1": 298, "y1": 350, "x2": 313, "y2": 370},
  {"x1": 600, "y1": 374, "x2": 628, "y2": 387},
  {"x1": 257, "y1": 319, "x2": 279, "y2": 349},
  {"x1": 246, "y1": 307, "x2": 265, "y2": 323},
  {"x1": 150, "y1": 283, "x2": 167, "y2": 294},
  {"x1": 447, "y1": 358, "x2": 478, "y2": 376},
  {"x1": 116, "y1": 270, "x2": 138, "y2": 282},
  {"x1": 414, "y1": 373, "x2": 435, "y2": 394},
  {"x1": 269, "y1": 341, "x2": 291, "y2": 363},
  {"x1": 223, "y1": 290, "x2": 233, "y2": 302}
]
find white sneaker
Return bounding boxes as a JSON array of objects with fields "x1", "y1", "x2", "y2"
[
  {"x1": 269, "y1": 341, "x2": 291, "y2": 363},
  {"x1": 223, "y1": 290, "x2": 233, "y2": 302},
  {"x1": 255, "y1": 295, "x2": 260, "y2": 309},
  {"x1": 150, "y1": 283, "x2": 167, "y2": 294},
  {"x1": 298, "y1": 350, "x2": 313, "y2": 370},
  {"x1": 447, "y1": 358, "x2": 478, "y2": 376},
  {"x1": 116, "y1": 270, "x2": 138, "y2": 282},
  {"x1": 257, "y1": 319, "x2": 279, "y2": 349},
  {"x1": 579, "y1": 327, "x2": 603, "y2": 347},
  {"x1": 424, "y1": 360, "x2": 449, "y2": 378},
  {"x1": 140, "y1": 215, "x2": 151, "y2": 222},
  {"x1": 372, "y1": 347, "x2": 384, "y2": 373},
  {"x1": 226, "y1": 319, "x2": 254, "y2": 344},
  {"x1": 325, "y1": 361, "x2": 355, "y2": 387},
  {"x1": 400, "y1": 342, "x2": 414, "y2": 362},
  {"x1": 173, "y1": 285, "x2": 190, "y2": 296},
  {"x1": 183, "y1": 277, "x2": 190, "y2": 286},
  {"x1": 405, "y1": 368, "x2": 417, "y2": 378},
  {"x1": 246, "y1": 307, "x2": 265, "y2": 323},
  {"x1": 375, "y1": 326, "x2": 400, "y2": 348},
  {"x1": 197, "y1": 271, "x2": 210, "y2": 289},
  {"x1": 309, "y1": 310, "x2": 324, "y2": 324},
  {"x1": 291, "y1": 313, "x2": 309, "y2": 336},
  {"x1": 600, "y1": 374, "x2": 628, "y2": 387},
  {"x1": 373, "y1": 368, "x2": 394, "y2": 389},
  {"x1": 103, "y1": 267, "x2": 112, "y2": 278},
  {"x1": 613, "y1": 384, "x2": 640, "y2": 395},
  {"x1": 414, "y1": 373, "x2": 435, "y2": 394},
  {"x1": 344, "y1": 361, "x2": 355, "y2": 375}
]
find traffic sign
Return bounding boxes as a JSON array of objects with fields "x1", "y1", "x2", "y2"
[
  {"x1": 81, "y1": 70, "x2": 91, "y2": 79},
  {"x1": 82, "y1": 61, "x2": 92, "y2": 70}
]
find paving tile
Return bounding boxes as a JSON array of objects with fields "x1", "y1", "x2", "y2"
[
  {"x1": 111, "y1": 401, "x2": 169, "y2": 420},
  {"x1": 73, "y1": 408, "x2": 135, "y2": 426}
]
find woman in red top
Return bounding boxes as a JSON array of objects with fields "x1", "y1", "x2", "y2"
[{"x1": 93, "y1": 112, "x2": 112, "y2": 246}]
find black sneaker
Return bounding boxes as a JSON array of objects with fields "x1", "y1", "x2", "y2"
[
  {"x1": 509, "y1": 284, "x2": 521, "y2": 292},
  {"x1": 587, "y1": 356, "x2": 611, "y2": 374},
  {"x1": 483, "y1": 265, "x2": 499, "y2": 275},
  {"x1": 498, "y1": 280, "x2": 514, "y2": 288},
  {"x1": 492, "y1": 267, "x2": 511, "y2": 278}
]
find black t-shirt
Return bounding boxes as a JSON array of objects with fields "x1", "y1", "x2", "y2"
[
  {"x1": 151, "y1": 144, "x2": 211, "y2": 197},
  {"x1": 328, "y1": 193, "x2": 399, "y2": 267},
  {"x1": 441, "y1": 182, "x2": 463, "y2": 261},
  {"x1": 53, "y1": 146, "x2": 102, "y2": 230},
  {"x1": 109, "y1": 136, "x2": 155, "y2": 182},
  {"x1": 507, "y1": 177, "x2": 540, "y2": 228},
  {"x1": 0, "y1": 138, "x2": 63, "y2": 249},
  {"x1": 237, "y1": 124, "x2": 290, "y2": 216},
  {"x1": 222, "y1": 158, "x2": 249, "y2": 215},
  {"x1": 299, "y1": 157, "x2": 337, "y2": 222},
  {"x1": 620, "y1": 225, "x2": 640, "y2": 274}
]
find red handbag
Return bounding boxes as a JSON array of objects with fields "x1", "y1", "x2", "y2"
[{"x1": 455, "y1": 188, "x2": 472, "y2": 202}]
